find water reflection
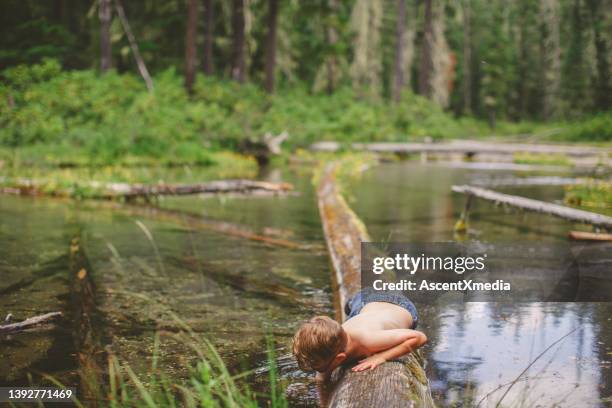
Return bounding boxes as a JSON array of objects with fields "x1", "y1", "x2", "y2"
[{"x1": 350, "y1": 162, "x2": 611, "y2": 407}]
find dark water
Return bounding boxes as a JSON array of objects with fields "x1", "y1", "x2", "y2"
[{"x1": 0, "y1": 162, "x2": 610, "y2": 407}]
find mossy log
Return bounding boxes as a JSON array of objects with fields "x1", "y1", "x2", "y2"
[{"x1": 316, "y1": 162, "x2": 435, "y2": 408}]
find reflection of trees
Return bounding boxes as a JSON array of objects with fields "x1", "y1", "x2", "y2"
[{"x1": 593, "y1": 303, "x2": 612, "y2": 402}]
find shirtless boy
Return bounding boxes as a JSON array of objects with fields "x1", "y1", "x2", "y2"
[{"x1": 292, "y1": 289, "x2": 427, "y2": 377}]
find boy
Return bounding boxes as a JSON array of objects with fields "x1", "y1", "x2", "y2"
[{"x1": 292, "y1": 289, "x2": 427, "y2": 377}]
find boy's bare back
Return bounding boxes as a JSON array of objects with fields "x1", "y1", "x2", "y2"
[{"x1": 342, "y1": 302, "x2": 420, "y2": 363}]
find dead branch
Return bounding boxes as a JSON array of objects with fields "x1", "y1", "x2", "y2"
[{"x1": 0, "y1": 312, "x2": 62, "y2": 333}]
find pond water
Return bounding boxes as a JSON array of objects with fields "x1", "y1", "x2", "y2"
[{"x1": 0, "y1": 162, "x2": 610, "y2": 407}]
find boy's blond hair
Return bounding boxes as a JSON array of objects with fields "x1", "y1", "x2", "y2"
[{"x1": 292, "y1": 316, "x2": 347, "y2": 372}]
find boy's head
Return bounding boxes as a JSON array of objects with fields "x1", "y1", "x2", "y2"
[{"x1": 292, "y1": 316, "x2": 348, "y2": 372}]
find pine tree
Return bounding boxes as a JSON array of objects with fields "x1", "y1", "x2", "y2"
[{"x1": 350, "y1": 0, "x2": 383, "y2": 99}]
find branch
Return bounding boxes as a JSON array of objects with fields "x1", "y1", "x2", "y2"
[{"x1": 0, "y1": 312, "x2": 62, "y2": 333}]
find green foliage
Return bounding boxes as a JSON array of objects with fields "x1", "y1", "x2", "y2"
[
  {"x1": 0, "y1": 61, "x2": 484, "y2": 164},
  {"x1": 1, "y1": 61, "x2": 608, "y2": 169},
  {"x1": 552, "y1": 114, "x2": 612, "y2": 142},
  {"x1": 565, "y1": 179, "x2": 612, "y2": 209}
]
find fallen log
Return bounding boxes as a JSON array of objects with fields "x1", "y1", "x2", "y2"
[
  {"x1": 452, "y1": 185, "x2": 612, "y2": 230},
  {"x1": 0, "y1": 312, "x2": 62, "y2": 333},
  {"x1": 100, "y1": 179, "x2": 293, "y2": 199},
  {"x1": 70, "y1": 237, "x2": 106, "y2": 406},
  {"x1": 568, "y1": 231, "x2": 612, "y2": 241},
  {"x1": 311, "y1": 140, "x2": 610, "y2": 158},
  {"x1": 91, "y1": 201, "x2": 312, "y2": 250},
  {"x1": 316, "y1": 162, "x2": 434, "y2": 407},
  {"x1": 0, "y1": 178, "x2": 293, "y2": 200}
]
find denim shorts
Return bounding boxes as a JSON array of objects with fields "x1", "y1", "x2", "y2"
[{"x1": 345, "y1": 288, "x2": 418, "y2": 329}]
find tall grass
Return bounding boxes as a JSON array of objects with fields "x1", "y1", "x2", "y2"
[{"x1": 103, "y1": 330, "x2": 287, "y2": 408}]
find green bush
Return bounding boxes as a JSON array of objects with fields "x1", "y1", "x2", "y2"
[
  {"x1": 1, "y1": 60, "x2": 608, "y2": 167},
  {"x1": 553, "y1": 114, "x2": 612, "y2": 142}
]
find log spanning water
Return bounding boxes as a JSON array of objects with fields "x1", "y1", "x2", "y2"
[
  {"x1": 316, "y1": 162, "x2": 434, "y2": 408},
  {"x1": 311, "y1": 140, "x2": 610, "y2": 158},
  {"x1": 452, "y1": 185, "x2": 612, "y2": 230},
  {"x1": 0, "y1": 178, "x2": 293, "y2": 200}
]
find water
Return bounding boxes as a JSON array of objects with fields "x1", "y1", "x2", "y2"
[{"x1": 0, "y1": 162, "x2": 610, "y2": 407}]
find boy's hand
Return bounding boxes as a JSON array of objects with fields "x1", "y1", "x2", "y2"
[{"x1": 351, "y1": 354, "x2": 386, "y2": 372}]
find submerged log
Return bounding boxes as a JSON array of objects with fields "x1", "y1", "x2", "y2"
[
  {"x1": 0, "y1": 312, "x2": 62, "y2": 333},
  {"x1": 70, "y1": 237, "x2": 106, "y2": 406},
  {"x1": 88, "y1": 201, "x2": 312, "y2": 250},
  {"x1": 316, "y1": 162, "x2": 434, "y2": 408},
  {"x1": 1, "y1": 178, "x2": 293, "y2": 200},
  {"x1": 452, "y1": 185, "x2": 612, "y2": 230}
]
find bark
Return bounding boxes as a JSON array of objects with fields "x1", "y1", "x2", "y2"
[
  {"x1": 231, "y1": 0, "x2": 246, "y2": 82},
  {"x1": 392, "y1": 0, "x2": 407, "y2": 103},
  {"x1": 418, "y1": 0, "x2": 433, "y2": 97},
  {"x1": 203, "y1": 0, "x2": 214, "y2": 75},
  {"x1": 452, "y1": 185, "x2": 612, "y2": 229},
  {"x1": 264, "y1": 0, "x2": 278, "y2": 93},
  {"x1": 99, "y1": 0, "x2": 112, "y2": 72},
  {"x1": 317, "y1": 163, "x2": 435, "y2": 407},
  {"x1": 114, "y1": 0, "x2": 154, "y2": 93},
  {"x1": 0, "y1": 312, "x2": 62, "y2": 333},
  {"x1": 185, "y1": 0, "x2": 199, "y2": 92},
  {"x1": 462, "y1": 0, "x2": 471, "y2": 114}
]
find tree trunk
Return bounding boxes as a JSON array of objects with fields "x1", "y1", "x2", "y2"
[
  {"x1": 462, "y1": 0, "x2": 471, "y2": 114},
  {"x1": 114, "y1": 0, "x2": 154, "y2": 93},
  {"x1": 264, "y1": 0, "x2": 278, "y2": 93},
  {"x1": 587, "y1": 0, "x2": 610, "y2": 111},
  {"x1": 202, "y1": 0, "x2": 214, "y2": 75},
  {"x1": 231, "y1": 0, "x2": 246, "y2": 82},
  {"x1": 99, "y1": 0, "x2": 112, "y2": 72},
  {"x1": 418, "y1": 0, "x2": 433, "y2": 97},
  {"x1": 325, "y1": 0, "x2": 339, "y2": 94},
  {"x1": 392, "y1": 0, "x2": 407, "y2": 104},
  {"x1": 185, "y1": 0, "x2": 198, "y2": 92}
]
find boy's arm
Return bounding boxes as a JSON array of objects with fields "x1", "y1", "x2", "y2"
[{"x1": 352, "y1": 329, "x2": 427, "y2": 372}]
